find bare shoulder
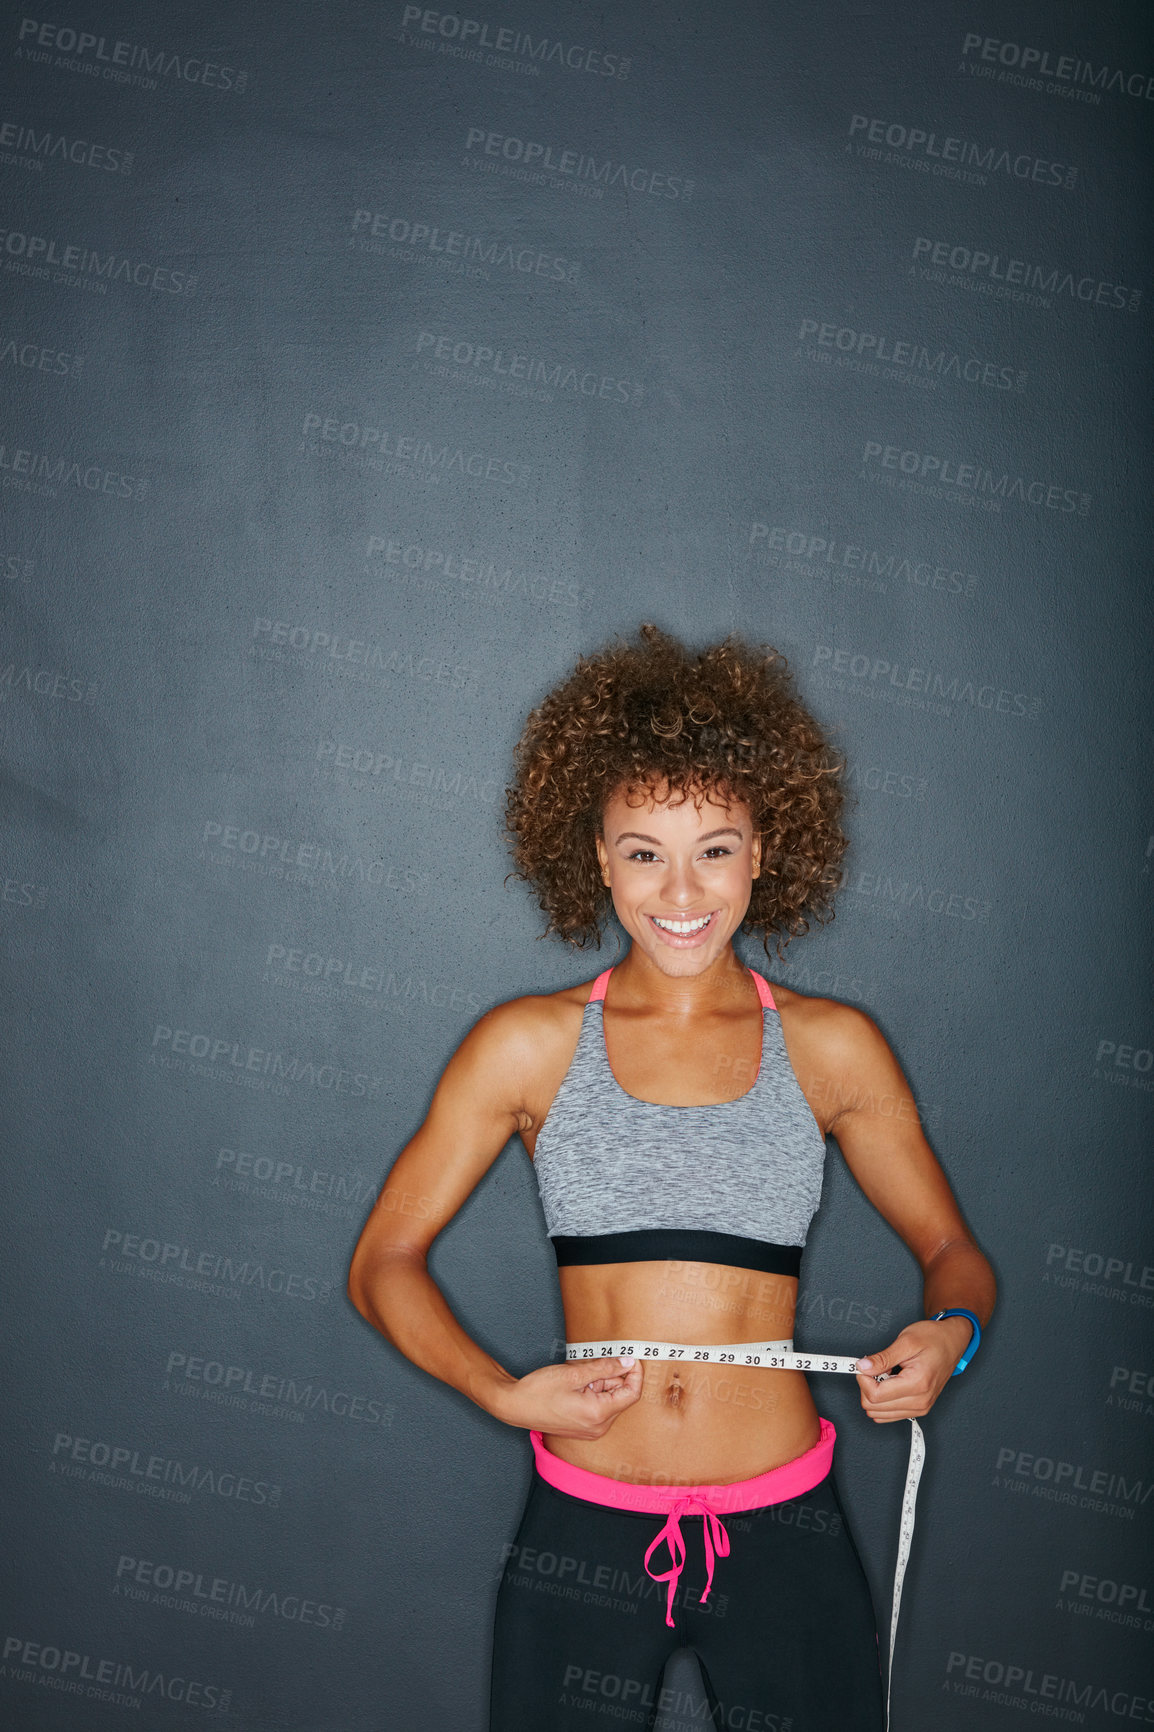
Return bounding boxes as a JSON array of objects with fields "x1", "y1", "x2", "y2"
[
  {"x1": 769, "y1": 981, "x2": 894, "y2": 1069},
  {"x1": 453, "y1": 975, "x2": 597, "y2": 1095},
  {"x1": 769, "y1": 983, "x2": 883, "y2": 1046},
  {"x1": 450, "y1": 976, "x2": 598, "y2": 1145},
  {"x1": 470, "y1": 976, "x2": 593, "y2": 1046}
]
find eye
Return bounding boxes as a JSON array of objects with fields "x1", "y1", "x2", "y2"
[
  {"x1": 702, "y1": 846, "x2": 734, "y2": 859},
  {"x1": 626, "y1": 849, "x2": 659, "y2": 863}
]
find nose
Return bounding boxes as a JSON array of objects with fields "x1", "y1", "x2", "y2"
[{"x1": 659, "y1": 854, "x2": 705, "y2": 907}]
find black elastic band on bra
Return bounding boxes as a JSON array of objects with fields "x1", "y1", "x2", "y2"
[{"x1": 549, "y1": 1230, "x2": 803, "y2": 1277}]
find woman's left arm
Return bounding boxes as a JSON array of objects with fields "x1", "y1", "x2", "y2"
[{"x1": 811, "y1": 1003, "x2": 997, "y2": 1424}]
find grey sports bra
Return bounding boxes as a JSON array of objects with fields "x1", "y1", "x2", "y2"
[{"x1": 532, "y1": 966, "x2": 828, "y2": 1277}]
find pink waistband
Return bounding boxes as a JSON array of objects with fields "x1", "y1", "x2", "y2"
[
  {"x1": 530, "y1": 1421, "x2": 835, "y2": 1629},
  {"x1": 529, "y1": 1417, "x2": 835, "y2": 1515}
]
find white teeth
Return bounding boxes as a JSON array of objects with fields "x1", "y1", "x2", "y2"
[{"x1": 651, "y1": 915, "x2": 712, "y2": 934}]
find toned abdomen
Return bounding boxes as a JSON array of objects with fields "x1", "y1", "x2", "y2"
[{"x1": 546, "y1": 1260, "x2": 824, "y2": 1486}]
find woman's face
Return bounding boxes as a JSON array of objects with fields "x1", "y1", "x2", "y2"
[{"x1": 595, "y1": 780, "x2": 761, "y2": 977}]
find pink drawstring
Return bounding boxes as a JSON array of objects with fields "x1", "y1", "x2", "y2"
[{"x1": 643, "y1": 1498, "x2": 732, "y2": 1628}]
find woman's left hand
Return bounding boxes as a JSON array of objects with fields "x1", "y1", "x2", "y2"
[{"x1": 853, "y1": 1316, "x2": 974, "y2": 1422}]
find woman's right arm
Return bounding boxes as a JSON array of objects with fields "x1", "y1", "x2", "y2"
[{"x1": 347, "y1": 998, "x2": 641, "y2": 1437}]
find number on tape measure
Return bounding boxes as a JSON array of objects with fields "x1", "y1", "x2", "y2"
[{"x1": 565, "y1": 1339, "x2": 864, "y2": 1373}]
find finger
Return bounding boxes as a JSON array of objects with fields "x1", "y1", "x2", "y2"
[
  {"x1": 597, "y1": 1373, "x2": 643, "y2": 1404},
  {"x1": 856, "y1": 1370, "x2": 909, "y2": 1396},
  {"x1": 579, "y1": 1355, "x2": 641, "y2": 1394},
  {"x1": 858, "y1": 1369, "x2": 925, "y2": 1398},
  {"x1": 858, "y1": 1384, "x2": 931, "y2": 1415},
  {"x1": 858, "y1": 1361, "x2": 905, "y2": 1385},
  {"x1": 570, "y1": 1353, "x2": 634, "y2": 1383},
  {"x1": 863, "y1": 1404, "x2": 927, "y2": 1423},
  {"x1": 860, "y1": 1386, "x2": 932, "y2": 1418},
  {"x1": 857, "y1": 1338, "x2": 915, "y2": 1374}
]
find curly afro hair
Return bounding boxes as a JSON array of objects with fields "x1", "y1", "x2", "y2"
[{"x1": 505, "y1": 622, "x2": 846, "y2": 955}]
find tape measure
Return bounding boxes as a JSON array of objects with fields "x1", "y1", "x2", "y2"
[
  {"x1": 566, "y1": 1337, "x2": 923, "y2": 1729},
  {"x1": 565, "y1": 1336, "x2": 859, "y2": 1373}
]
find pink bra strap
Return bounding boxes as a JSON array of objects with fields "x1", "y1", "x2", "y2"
[
  {"x1": 591, "y1": 967, "x2": 773, "y2": 1007},
  {"x1": 748, "y1": 969, "x2": 776, "y2": 1010}
]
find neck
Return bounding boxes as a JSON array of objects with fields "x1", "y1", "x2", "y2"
[{"x1": 607, "y1": 945, "x2": 754, "y2": 1015}]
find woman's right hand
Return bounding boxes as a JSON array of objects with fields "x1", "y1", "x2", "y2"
[{"x1": 491, "y1": 1355, "x2": 643, "y2": 1438}]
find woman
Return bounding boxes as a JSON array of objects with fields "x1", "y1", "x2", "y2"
[{"x1": 348, "y1": 623, "x2": 995, "y2": 1731}]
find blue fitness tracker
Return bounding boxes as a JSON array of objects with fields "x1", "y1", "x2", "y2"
[{"x1": 931, "y1": 1308, "x2": 981, "y2": 1374}]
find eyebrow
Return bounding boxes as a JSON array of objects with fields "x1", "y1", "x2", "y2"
[{"x1": 614, "y1": 827, "x2": 744, "y2": 845}]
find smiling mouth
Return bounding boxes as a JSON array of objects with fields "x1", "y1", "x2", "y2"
[{"x1": 648, "y1": 913, "x2": 716, "y2": 935}]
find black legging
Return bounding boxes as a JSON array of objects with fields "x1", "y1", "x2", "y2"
[{"x1": 490, "y1": 1467, "x2": 885, "y2": 1731}]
